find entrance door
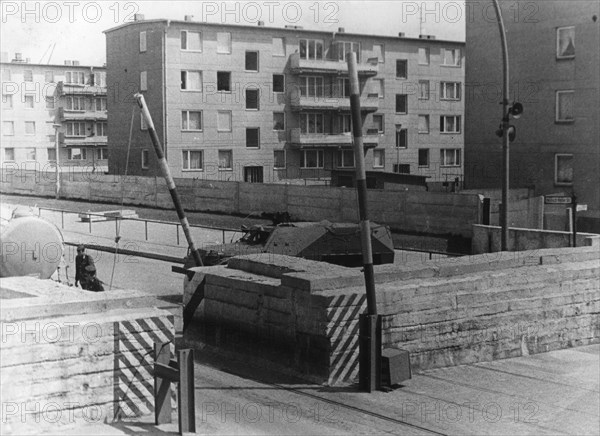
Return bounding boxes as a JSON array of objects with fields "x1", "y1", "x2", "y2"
[{"x1": 244, "y1": 166, "x2": 263, "y2": 183}]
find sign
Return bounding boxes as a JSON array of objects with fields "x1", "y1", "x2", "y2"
[
  {"x1": 576, "y1": 204, "x2": 588, "y2": 212},
  {"x1": 545, "y1": 196, "x2": 572, "y2": 205}
]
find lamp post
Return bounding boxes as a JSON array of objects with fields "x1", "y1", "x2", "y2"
[{"x1": 53, "y1": 123, "x2": 62, "y2": 200}]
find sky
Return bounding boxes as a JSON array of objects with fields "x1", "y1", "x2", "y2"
[{"x1": 0, "y1": 0, "x2": 465, "y2": 66}]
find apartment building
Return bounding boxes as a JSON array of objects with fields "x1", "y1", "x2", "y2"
[
  {"x1": 0, "y1": 52, "x2": 107, "y2": 172},
  {"x1": 105, "y1": 16, "x2": 464, "y2": 187},
  {"x1": 465, "y1": 0, "x2": 599, "y2": 231}
]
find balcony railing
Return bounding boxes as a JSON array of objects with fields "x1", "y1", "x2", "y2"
[
  {"x1": 58, "y1": 107, "x2": 107, "y2": 121},
  {"x1": 290, "y1": 94, "x2": 379, "y2": 112},
  {"x1": 289, "y1": 128, "x2": 380, "y2": 147},
  {"x1": 60, "y1": 133, "x2": 107, "y2": 146},
  {"x1": 57, "y1": 81, "x2": 107, "y2": 96},
  {"x1": 289, "y1": 53, "x2": 379, "y2": 76}
]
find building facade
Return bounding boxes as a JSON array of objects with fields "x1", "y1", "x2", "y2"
[
  {"x1": 465, "y1": 0, "x2": 600, "y2": 231},
  {"x1": 1, "y1": 53, "x2": 107, "y2": 173},
  {"x1": 105, "y1": 17, "x2": 464, "y2": 187}
]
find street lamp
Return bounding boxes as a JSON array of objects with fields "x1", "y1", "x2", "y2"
[{"x1": 53, "y1": 123, "x2": 62, "y2": 200}]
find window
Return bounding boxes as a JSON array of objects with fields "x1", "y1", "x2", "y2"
[
  {"x1": 373, "y1": 43, "x2": 384, "y2": 63},
  {"x1": 217, "y1": 32, "x2": 231, "y2": 53},
  {"x1": 3, "y1": 94, "x2": 13, "y2": 108},
  {"x1": 140, "y1": 31, "x2": 147, "y2": 52},
  {"x1": 373, "y1": 79, "x2": 384, "y2": 98},
  {"x1": 66, "y1": 122, "x2": 86, "y2": 136},
  {"x1": 96, "y1": 122, "x2": 107, "y2": 136},
  {"x1": 45, "y1": 71, "x2": 54, "y2": 83},
  {"x1": 418, "y1": 80, "x2": 429, "y2": 100},
  {"x1": 67, "y1": 96, "x2": 85, "y2": 110},
  {"x1": 556, "y1": 90, "x2": 574, "y2": 122},
  {"x1": 182, "y1": 150, "x2": 203, "y2": 170},
  {"x1": 4, "y1": 147, "x2": 15, "y2": 160},
  {"x1": 393, "y1": 164, "x2": 410, "y2": 174},
  {"x1": 440, "y1": 115, "x2": 461, "y2": 133},
  {"x1": 24, "y1": 148, "x2": 36, "y2": 160},
  {"x1": 301, "y1": 113, "x2": 324, "y2": 134},
  {"x1": 373, "y1": 114, "x2": 384, "y2": 133},
  {"x1": 338, "y1": 114, "x2": 352, "y2": 133},
  {"x1": 66, "y1": 71, "x2": 85, "y2": 84},
  {"x1": 442, "y1": 48, "x2": 461, "y2": 66},
  {"x1": 140, "y1": 71, "x2": 147, "y2": 91},
  {"x1": 68, "y1": 148, "x2": 87, "y2": 160},
  {"x1": 440, "y1": 149, "x2": 461, "y2": 166},
  {"x1": 24, "y1": 95, "x2": 34, "y2": 109},
  {"x1": 181, "y1": 71, "x2": 202, "y2": 91},
  {"x1": 273, "y1": 112, "x2": 285, "y2": 131},
  {"x1": 181, "y1": 30, "x2": 202, "y2": 51},
  {"x1": 301, "y1": 149, "x2": 324, "y2": 168},
  {"x1": 395, "y1": 94, "x2": 407, "y2": 113},
  {"x1": 418, "y1": 115, "x2": 430, "y2": 133},
  {"x1": 93, "y1": 72, "x2": 105, "y2": 87},
  {"x1": 24, "y1": 70, "x2": 33, "y2": 82},
  {"x1": 25, "y1": 121, "x2": 36, "y2": 135},
  {"x1": 181, "y1": 110, "x2": 202, "y2": 130},
  {"x1": 395, "y1": 127, "x2": 407, "y2": 148},
  {"x1": 218, "y1": 150, "x2": 232, "y2": 170},
  {"x1": 95, "y1": 97, "x2": 107, "y2": 111},
  {"x1": 246, "y1": 128, "x2": 260, "y2": 148},
  {"x1": 217, "y1": 71, "x2": 231, "y2": 92},
  {"x1": 418, "y1": 47, "x2": 430, "y2": 65},
  {"x1": 273, "y1": 74, "x2": 285, "y2": 93},
  {"x1": 3, "y1": 121, "x2": 14, "y2": 136},
  {"x1": 556, "y1": 26, "x2": 575, "y2": 59},
  {"x1": 336, "y1": 41, "x2": 360, "y2": 62},
  {"x1": 245, "y1": 89, "x2": 259, "y2": 110},
  {"x1": 337, "y1": 149, "x2": 355, "y2": 168},
  {"x1": 217, "y1": 110, "x2": 232, "y2": 131},
  {"x1": 299, "y1": 39, "x2": 323, "y2": 60},
  {"x1": 396, "y1": 60, "x2": 407, "y2": 78},
  {"x1": 373, "y1": 149, "x2": 385, "y2": 168},
  {"x1": 418, "y1": 149, "x2": 429, "y2": 167},
  {"x1": 337, "y1": 77, "x2": 350, "y2": 98},
  {"x1": 141, "y1": 115, "x2": 148, "y2": 130},
  {"x1": 441, "y1": 82, "x2": 461, "y2": 100},
  {"x1": 245, "y1": 51, "x2": 259, "y2": 71},
  {"x1": 96, "y1": 148, "x2": 108, "y2": 160},
  {"x1": 47, "y1": 148, "x2": 56, "y2": 161},
  {"x1": 274, "y1": 150, "x2": 285, "y2": 169},
  {"x1": 555, "y1": 154, "x2": 573, "y2": 185},
  {"x1": 272, "y1": 37, "x2": 285, "y2": 56},
  {"x1": 300, "y1": 76, "x2": 324, "y2": 97},
  {"x1": 45, "y1": 96, "x2": 55, "y2": 109},
  {"x1": 141, "y1": 149, "x2": 149, "y2": 168}
]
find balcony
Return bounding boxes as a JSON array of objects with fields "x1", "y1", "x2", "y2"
[
  {"x1": 289, "y1": 128, "x2": 380, "y2": 148},
  {"x1": 290, "y1": 86, "x2": 379, "y2": 112},
  {"x1": 289, "y1": 53, "x2": 379, "y2": 76},
  {"x1": 58, "y1": 107, "x2": 107, "y2": 121},
  {"x1": 59, "y1": 133, "x2": 107, "y2": 146},
  {"x1": 57, "y1": 81, "x2": 107, "y2": 96}
]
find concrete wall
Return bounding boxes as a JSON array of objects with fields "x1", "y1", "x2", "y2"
[
  {"x1": 0, "y1": 171, "x2": 482, "y2": 237},
  {"x1": 472, "y1": 224, "x2": 600, "y2": 254},
  {"x1": 184, "y1": 246, "x2": 599, "y2": 386}
]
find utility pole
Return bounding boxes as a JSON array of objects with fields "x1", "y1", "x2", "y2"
[{"x1": 53, "y1": 124, "x2": 61, "y2": 199}]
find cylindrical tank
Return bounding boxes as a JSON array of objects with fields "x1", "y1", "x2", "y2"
[{"x1": 0, "y1": 206, "x2": 64, "y2": 279}]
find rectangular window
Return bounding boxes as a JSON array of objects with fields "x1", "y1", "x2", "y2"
[
  {"x1": 140, "y1": 31, "x2": 147, "y2": 52},
  {"x1": 373, "y1": 43, "x2": 384, "y2": 63},
  {"x1": 95, "y1": 97, "x2": 107, "y2": 111},
  {"x1": 96, "y1": 148, "x2": 108, "y2": 160},
  {"x1": 95, "y1": 122, "x2": 107, "y2": 136},
  {"x1": 24, "y1": 95, "x2": 34, "y2": 109},
  {"x1": 556, "y1": 90, "x2": 574, "y2": 122},
  {"x1": 273, "y1": 112, "x2": 285, "y2": 131},
  {"x1": 418, "y1": 149, "x2": 429, "y2": 167},
  {"x1": 45, "y1": 96, "x2": 55, "y2": 109},
  {"x1": 418, "y1": 115, "x2": 430, "y2": 133},
  {"x1": 418, "y1": 80, "x2": 430, "y2": 100},
  {"x1": 393, "y1": 164, "x2": 410, "y2": 174},
  {"x1": 396, "y1": 60, "x2": 407, "y2": 78},
  {"x1": 337, "y1": 77, "x2": 350, "y2": 98},
  {"x1": 373, "y1": 114, "x2": 384, "y2": 133},
  {"x1": 441, "y1": 82, "x2": 461, "y2": 100},
  {"x1": 373, "y1": 149, "x2": 385, "y2": 168},
  {"x1": 182, "y1": 150, "x2": 203, "y2": 171},
  {"x1": 442, "y1": 48, "x2": 461, "y2": 66},
  {"x1": 300, "y1": 76, "x2": 324, "y2": 97},
  {"x1": 66, "y1": 121, "x2": 86, "y2": 136},
  {"x1": 418, "y1": 47, "x2": 430, "y2": 65},
  {"x1": 274, "y1": 150, "x2": 286, "y2": 168},
  {"x1": 4, "y1": 147, "x2": 15, "y2": 160},
  {"x1": 181, "y1": 71, "x2": 202, "y2": 91},
  {"x1": 139, "y1": 71, "x2": 147, "y2": 91},
  {"x1": 181, "y1": 110, "x2": 202, "y2": 130},
  {"x1": 245, "y1": 51, "x2": 259, "y2": 71},
  {"x1": 337, "y1": 149, "x2": 355, "y2": 168},
  {"x1": 440, "y1": 149, "x2": 461, "y2": 166},
  {"x1": 3, "y1": 94, "x2": 13, "y2": 108},
  {"x1": 556, "y1": 26, "x2": 575, "y2": 59},
  {"x1": 141, "y1": 149, "x2": 149, "y2": 168},
  {"x1": 395, "y1": 94, "x2": 407, "y2": 113},
  {"x1": 181, "y1": 30, "x2": 202, "y2": 51},
  {"x1": 66, "y1": 71, "x2": 85, "y2": 84},
  {"x1": 67, "y1": 96, "x2": 85, "y2": 110},
  {"x1": 93, "y1": 72, "x2": 105, "y2": 87},
  {"x1": 217, "y1": 71, "x2": 231, "y2": 92},
  {"x1": 68, "y1": 148, "x2": 87, "y2": 160},
  {"x1": 301, "y1": 149, "x2": 324, "y2": 168},
  {"x1": 25, "y1": 121, "x2": 36, "y2": 135},
  {"x1": 373, "y1": 78, "x2": 384, "y2": 98},
  {"x1": 338, "y1": 114, "x2": 352, "y2": 133},
  {"x1": 555, "y1": 153, "x2": 573, "y2": 185},
  {"x1": 24, "y1": 70, "x2": 33, "y2": 82},
  {"x1": 301, "y1": 113, "x2": 324, "y2": 134},
  {"x1": 3, "y1": 121, "x2": 14, "y2": 136},
  {"x1": 336, "y1": 41, "x2": 360, "y2": 62},
  {"x1": 45, "y1": 71, "x2": 54, "y2": 83},
  {"x1": 299, "y1": 39, "x2": 323, "y2": 60},
  {"x1": 395, "y1": 127, "x2": 407, "y2": 148},
  {"x1": 217, "y1": 110, "x2": 232, "y2": 131},
  {"x1": 272, "y1": 37, "x2": 285, "y2": 56},
  {"x1": 273, "y1": 74, "x2": 285, "y2": 93},
  {"x1": 217, "y1": 32, "x2": 231, "y2": 53},
  {"x1": 440, "y1": 115, "x2": 461, "y2": 133},
  {"x1": 47, "y1": 147, "x2": 56, "y2": 161},
  {"x1": 246, "y1": 89, "x2": 259, "y2": 110},
  {"x1": 218, "y1": 150, "x2": 233, "y2": 170},
  {"x1": 246, "y1": 128, "x2": 260, "y2": 148},
  {"x1": 140, "y1": 114, "x2": 148, "y2": 130}
]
